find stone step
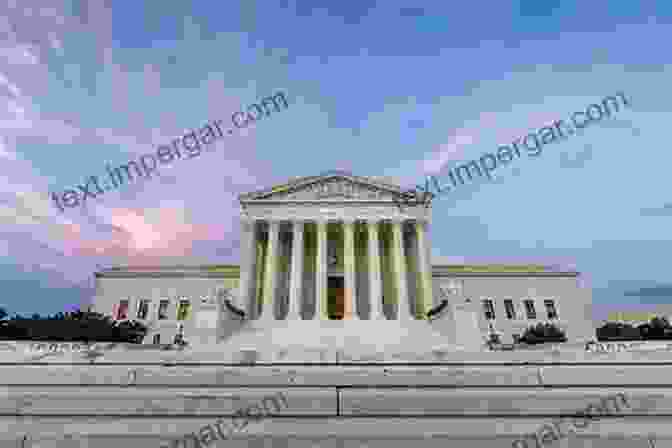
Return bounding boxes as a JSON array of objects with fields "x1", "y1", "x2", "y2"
[
  {"x1": 539, "y1": 365, "x2": 672, "y2": 385},
  {"x1": 0, "y1": 434, "x2": 660, "y2": 448},
  {"x1": 2, "y1": 416, "x2": 672, "y2": 440},
  {"x1": 340, "y1": 389, "x2": 648, "y2": 416},
  {"x1": 0, "y1": 387, "x2": 327, "y2": 416},
  {"x1": 0, "y1": 365, "x2": 542, "y2": 386},
  {"x1": 0, "y1": 387, "x2": 665, "y2": 416},
  {"x1": 4, "y1": 364, "x2": 672, "y2": 386}
]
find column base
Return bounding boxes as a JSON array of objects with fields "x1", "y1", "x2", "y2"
[{"x1": 258, "y1": 310, "x2": 276, "y2": 322}]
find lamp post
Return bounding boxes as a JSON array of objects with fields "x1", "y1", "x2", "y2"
[{"x1": 173, "y1": 322, "x2": 186, "y2": 347}]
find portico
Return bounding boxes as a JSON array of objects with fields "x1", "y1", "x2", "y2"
[{"x1": 237, "y1": 172, "x2": 434, "y2": 322}]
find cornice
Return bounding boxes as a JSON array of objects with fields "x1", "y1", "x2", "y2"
[
  {"x1": 94, "y1": 272, "x2": 238, "y2": 279},
  {"x1": 95, "y1": 265, "x2": 579, "y2": 279},
  {"x1": 96, "y1": 265, "x2": 241, "y2": 279},
  {"x1": 431, "y1": 270, "x2": 580, "y2": 278}
]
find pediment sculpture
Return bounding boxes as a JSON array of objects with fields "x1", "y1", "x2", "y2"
[{"x1": 265, "y1": 179, "x2": 396, "y2": 201}]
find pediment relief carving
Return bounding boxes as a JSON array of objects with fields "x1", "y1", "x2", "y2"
[{"x1": 258, "y1": 178, "x2": 399, "y2": 201}]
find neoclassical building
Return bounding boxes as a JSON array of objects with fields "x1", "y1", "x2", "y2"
[{"x1": 94, "y1": 172, "x2": 593, "y2": 350}]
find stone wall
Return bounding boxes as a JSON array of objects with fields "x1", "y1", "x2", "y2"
[{"x1": 0, "y1": 344, "x2": 671, "y2": 447}]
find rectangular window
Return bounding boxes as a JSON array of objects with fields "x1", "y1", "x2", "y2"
[
  {"x1": 117, "y1": 300, "x2": 129, "y2": 320},
  {"x1": 152, "y1": 334, "x2": 160, "y2": 345},
  {"x1": 544, "y1": 299, "x2": 558, "y2": 319},
  {"x1": 524, "y1": 299, "x2": 537, "y2": 319},
  {"x1": 177, "y1": 299, "x2": 191, "y2": 321},
  {"x1": 158, "y1": 300, "x2": 169, "y2": 320},
  {"x1": 482, "y1": 299, "x2": 495, "y2": 320},
  {"x1": 504, "y1": 300, "x2": 516, "y2": 320},
  {"x1": 137, "y1": 299, "x2": 150, "y2": 319}
]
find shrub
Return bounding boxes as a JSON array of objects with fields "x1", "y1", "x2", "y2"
[
  {"x1": 640, "y1": 316, "x2": 672, "y2": 340},
  {"x1": 596, "y1": 322, "x2": 641, "y2": 341},
  {"x1": 520, "y1": 322, "x2": 567, "y2": 344},
  {"x1": 115, "y1": 320, "x2": 148, "y2": 344},
  {"x1": 0, "y1": 310, "x2": 148, "y2": 343},
  {"x1": 596, "y1": 316, "x2": 672, "y2": 341}
]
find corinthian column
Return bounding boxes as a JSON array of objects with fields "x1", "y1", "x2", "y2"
[
  {"x1": 414, "y1": 220, "x2": 433, "y2": 319},
  {"x1": 367, "y1": 220, "x2": 385, "y2": 320},
  {"x1": 237, "y1": 218, "x2": 257, "y2": 316},
  {"x1": 261, "y1": 220, "x2": 280, "y2": 321},
  {"x1": 287, "y1": 220, "x2": 304, "y2": 320},
  {"x1": 314, "y1": 220, "x2": 328, "y2": 320},
  {"x1": 343, "y1": 219, "x2": 359, "y2": 320},
  {"x1": 391, "y1": 219, "x2": 411, "y2": 320}
]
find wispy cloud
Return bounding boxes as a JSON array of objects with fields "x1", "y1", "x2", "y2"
[{"x1": 0, "y1": 1, "x2": 277, "y2": 312}]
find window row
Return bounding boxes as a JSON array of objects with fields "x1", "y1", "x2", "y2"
[
  {"x1": 149, "y1": 324, "x2": 184, "y2": 345},
  {"x1": 114, "y1": 298, "x2": 197, "y2": 321},
  {"x1": 481, "y1": 298, "x2": 558, "y2": 321}
]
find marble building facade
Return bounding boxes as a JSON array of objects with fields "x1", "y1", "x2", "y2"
[{"x1": 93, "y1": 172, "x2": 593, "y2": 346}]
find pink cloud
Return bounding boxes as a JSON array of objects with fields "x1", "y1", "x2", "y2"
[
  {"x1": 43, "y1": 205, "x2": 232, "y2": 266},
  {"x1": 0, "y1": 1, "x2": 280, "y2": 301}
]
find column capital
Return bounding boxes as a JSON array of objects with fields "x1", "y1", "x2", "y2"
[
  {"x1": 240, "y1": 218, "x2": 257, "y2": 231},
  {"x1": 415, "y1": 219, "x2": 431, "y2": 231}
]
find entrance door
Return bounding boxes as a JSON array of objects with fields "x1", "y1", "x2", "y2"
[{"x1": 327, "y1": 276, "x2": 345, "y2": 320}]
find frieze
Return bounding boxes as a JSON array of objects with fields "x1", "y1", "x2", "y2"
[{"x1": 244, "y1": 203, "x2": 431, "y2": 222}]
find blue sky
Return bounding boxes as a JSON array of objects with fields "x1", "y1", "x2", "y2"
[{"x1": 0, "y1": 0, "x2": 670, "y2": 323}]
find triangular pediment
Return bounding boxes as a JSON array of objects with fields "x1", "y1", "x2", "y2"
[{"x1": 239, "y1": 171, "x2": 407, "y2": 202}]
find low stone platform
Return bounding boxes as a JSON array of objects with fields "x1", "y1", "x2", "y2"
[
  {"x1": 1, "y1": 342, "x2": 672, "y2": 447},
  {"x1": 206, "y1": 319, "x2": 481, "y2": 361}
]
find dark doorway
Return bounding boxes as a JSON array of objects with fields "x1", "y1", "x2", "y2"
[{"x1": 327, "y1": 276, "x2": 345, "y2": 320}]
